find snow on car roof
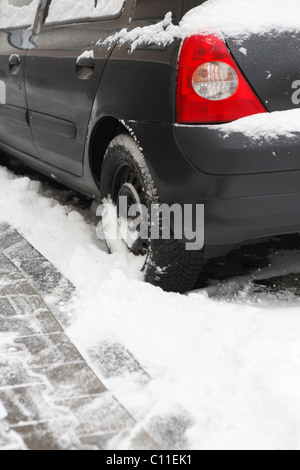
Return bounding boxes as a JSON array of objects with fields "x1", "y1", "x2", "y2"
[
  {"x1": 0, "y1": 0, "x2": 39, "y2": 29},
  {"x1": 45, "y1": 0, "x2": 124, "y2": 24},
  {"x1": 104, "y1": 0, "x2": 300, "y2": 52},
  {"x1": 181, "y1": 0, "x2": 300, "y2": 39}
]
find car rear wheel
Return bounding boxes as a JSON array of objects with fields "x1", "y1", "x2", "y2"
[{"x1": 100, "y1": 134, "x2": 205, "y2": 293}]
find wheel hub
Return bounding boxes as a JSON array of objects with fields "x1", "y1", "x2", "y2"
[{"x1": 117, "y1": 182, "x2": 148, "y2": 256}]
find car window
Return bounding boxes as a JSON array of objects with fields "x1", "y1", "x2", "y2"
[
  {"x1": 0, "y1": 0, "x2": 39, "y2": 29},
  {"x1": 45, "y1": 0, "x2": 125, "y2": 24}
]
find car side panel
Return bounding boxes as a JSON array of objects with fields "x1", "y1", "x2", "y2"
[
  {"x1": 25, "y1": 1, "x2": 134, "y2": 176},
  {"x1": 0, "y1": 28, "x2": 38, "y2": 157},
  {"x1": 92, "y1": 0, "x2": 203, "y2": 125},
  {"x1": 93, "y1": 39, "x2": 181, "y2": 124}
]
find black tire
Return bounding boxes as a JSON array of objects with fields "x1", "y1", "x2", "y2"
[{"x1": 100, "y1": 134, "x2": 205, "y2": 293}]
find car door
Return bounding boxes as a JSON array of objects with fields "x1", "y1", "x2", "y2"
[
  {"x1": 25, "y1": 0, "x2": 131, "y2": 176},
  {"x1": 0, "y1": 0, "x2": 39, "y2": 157}
]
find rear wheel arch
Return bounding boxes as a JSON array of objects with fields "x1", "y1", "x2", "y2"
[
  {"x1": 88, "y1": 116, "x2": 129, "y2": 187},
  {"x1": 99, "y1": 134, "x2": 205, "y2": 293}
]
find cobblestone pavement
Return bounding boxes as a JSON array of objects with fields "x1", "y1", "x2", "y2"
[{"x1": 0, "y1": 223, "x2": 158, "y2": 450}]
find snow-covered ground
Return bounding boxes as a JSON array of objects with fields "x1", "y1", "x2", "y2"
[{"x1": 1, "y1": 160, "x2": 300, "y2": 450}]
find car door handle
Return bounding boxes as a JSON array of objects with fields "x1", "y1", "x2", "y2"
[
  {"x1": 9, "y1": 54, "x2": 21, "y2": 76},
  {"x1": 76, "y1": 55, "x2": 95, "y2": 80}
]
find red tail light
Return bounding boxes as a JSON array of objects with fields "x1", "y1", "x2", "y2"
[{"x1": 177, "y1": 35, "x2": 267, "y2": 124}]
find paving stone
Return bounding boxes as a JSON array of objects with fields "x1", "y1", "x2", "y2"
[
  {"x1": 55, "y1": 392, "x2": 134, "y2": 437},
  {"x1": 0, "y1": 385, "x2": 50, "y2": 425},
  {"x1": 40, "y1": 363, "x2": 106, "y2": 400},
  {"x1": 0, "y1": 361, "x2": 43, "y2": 389},
  {"x1": 0, "y1": 229, "x2": 25, "y2": 251},
  {"x1": 0, "y1": 298, "x2": 17, "y2": 317},
  {"x1": 3, "y1": 241, "x2": 44, "y2": 262},
  {"x1": 48, "y1": 303, "x2": 75, "y2": 330},
  {"x1": 32, "y1": 310, "x2": 63, "y2": 335},
  {"x1": 0, "y1": 281, "x2": 37, "y2": 297},
  {"x1": 80, "y1": 431, "x2": 122, "y2": 450},
  {"x1": 0, "y1": 255, "x2": 20, "y2": 274},
  {"x1": 0, "y1": 226, "x2": 73, "y2": 299},
  {"x1": 0, "y1": 341, "x2": 23, "y2": 357},
  {"x1": 7, "y1": 296, "x2": 62, "y2": 334},
  {"x1": 128, "y1": 429, "x2": 159, "y2": 450},
  {"x1": 80, "y1": 426, "x2": 159, "y2": 451},
  {"x1": 0, "y1": 315, "x2": 43, "y2": 337},
  {"x1": 0, "y1": 271, "x2": 24, "y2": 283},
  {"x1": 0, "y1": 223, "x2": 10, "y2": 235},
  {"x1": 10, "y1": 295, "x2": 49, "y2": 316},
  {"x1": 146, "y1": 410, "x2": 193, "y2": 451},
  {"x1": 89, "y1": 340, "x2": 150, "y2": 380},
  {"x1": 0, "y1": 421, "x2": 26, "y2": 450},
  {"x1": 15, "y1": 334, "x2": 84, "y2": 370},
  {"x1": 0, "y1": 225, "x2": 156, "y2": 450},
  {"x1": 15, "y1": 260, "x2": 64, "y2": 295}
]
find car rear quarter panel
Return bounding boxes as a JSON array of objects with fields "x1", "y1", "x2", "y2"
[
  {"x1": 94, "y1": 40, "x2": 181, "y2": 124},
  {"x1": 92, "y1": 0, "x2": 205, "y2": 124}
]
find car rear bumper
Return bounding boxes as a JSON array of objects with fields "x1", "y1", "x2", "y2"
[
  {"x1": 128, "y1": 121, "x2": 300, "y2": 245},
  {"x1": 175, "y1": 124, "x2": 300, "y2": 175}
]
